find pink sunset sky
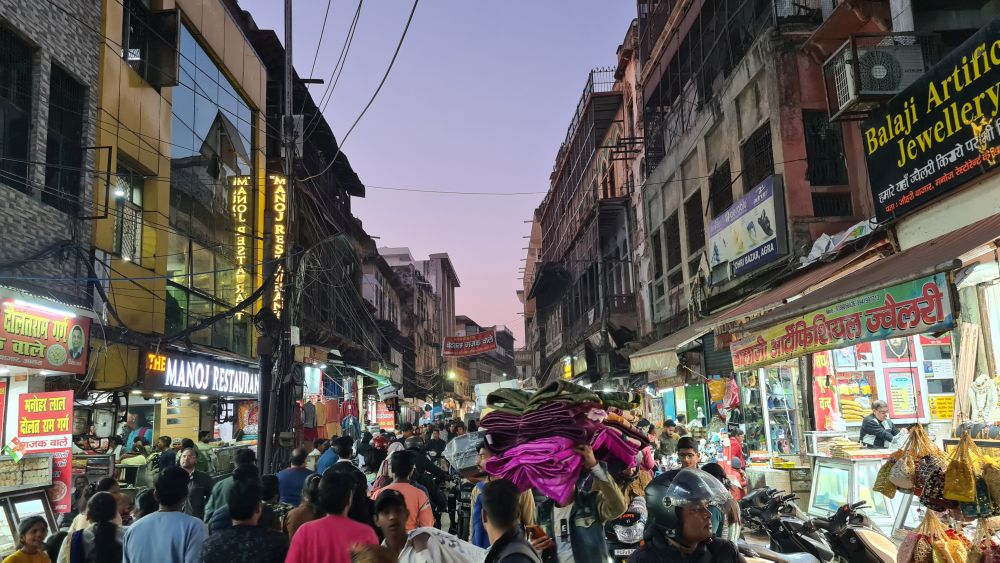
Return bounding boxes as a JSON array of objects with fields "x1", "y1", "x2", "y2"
[{"x1": 239, "y1": 0, "x2": 638, "y2": 343}]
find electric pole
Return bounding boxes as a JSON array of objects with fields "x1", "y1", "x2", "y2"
[{"x1": 262, "y1": 0, "x2": 296, "y2": 474}]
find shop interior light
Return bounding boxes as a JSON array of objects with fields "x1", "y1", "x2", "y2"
[
  {"x1": 0, "y1": 369, "x2": 8, "y2": 375},
  {"x1": 153, "y1": 393, "x2": 163, "y2": 398},
  {"x1": 37, "y1": 371, "x2": 49, "y2": 376},
  {"x1": 130, "y1": 390, "x2": 142, "y2": 395},
  {"x1": 318, "y1": 363, "x2": 327, "y2": 369},
  {"x1": 179, "y1": 395, "x2": 190, "y2": 400},
  {"x1": 447, "y1": 371, "x2": 456, "y2": 380},
  {"x1": 199, "y1": 395, "x2": 209, "y2": 400},
  {"x1": 114, "y1": 187, "x2": 126, "y2": 198},
  {"x1": 121, "y1": 256, "x2": 131, "y2": 262},
  {"x1": 10, "y1": 300, "x2": 76, "y2": 318}
]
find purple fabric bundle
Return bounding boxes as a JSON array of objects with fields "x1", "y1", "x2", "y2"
[
  {"x1": 481, "y1": 401, "x2": 602, "y2": 453},
  {"x1": 483, "y1": 436, "x2": 584, "y2": 505},
  {"x1": 592, "y1": 426, "x2": 643, "y2": 468}
]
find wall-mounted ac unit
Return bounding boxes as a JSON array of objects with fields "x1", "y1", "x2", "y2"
[{"x1": 824, "y1": 34, "x2": 933, "y2": 121}]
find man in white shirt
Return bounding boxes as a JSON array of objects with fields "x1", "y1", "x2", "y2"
[{"x1": 123, "y1": 466, "x2": 207, "y2": 563}]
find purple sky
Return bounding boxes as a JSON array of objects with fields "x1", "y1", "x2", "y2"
[{"x1": 240, "y1": 0, "x2": 637, "y2": 343}]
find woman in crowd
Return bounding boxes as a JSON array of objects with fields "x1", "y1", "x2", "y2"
[
  {"x1": 57, "y1": 491, "x2": 123, "y2": 563},
  {"x1": 67, "y1": 478, "x2": 122, "y2": 534},
  {"x1": 3, "y1": 516, "x2": 49, "y2": 563},
  {"x1": 285, "y1": 474, "x2": 324, "y2": 539}
]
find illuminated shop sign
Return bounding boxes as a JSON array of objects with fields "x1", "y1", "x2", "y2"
[
  {"x1": 145, "y1": 352, "x2": 259, "y2": 397},
  {"x1": 0, "y1": 299, "x2": 90, "y2": 374},
  {"x1": 269, "y1": 174, "x2": 288, "y2": 318},
  {"x1": 230, "y1": 176, "x2": 251, "y2": 317}
]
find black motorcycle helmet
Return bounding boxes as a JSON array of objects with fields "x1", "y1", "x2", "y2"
[
  {"x1": 404, "y1": 436, "x2": 425, "y2": 451},
  {"x1": 645, "y1": 468, "x2": 730, "y2": 539}
]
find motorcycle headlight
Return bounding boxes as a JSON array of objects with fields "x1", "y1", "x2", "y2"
[{"x1": 612, "y1": 521, "x2": 645, "y2": 544}]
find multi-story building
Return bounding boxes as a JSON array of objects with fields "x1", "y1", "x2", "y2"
[
  {"x1": 528, "y1": 32, "x2": 644, "y2": 386},
  {"x1": 361, "y1": 242, "x2": 406, "y2": 385},
  {"x1": 392, "y1": 261, "x2": 440, "y2": 401}
]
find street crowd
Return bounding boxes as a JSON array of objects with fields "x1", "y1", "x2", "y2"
[{"x1": 1, "y1": 417, "x2": 749, "y2": 563}]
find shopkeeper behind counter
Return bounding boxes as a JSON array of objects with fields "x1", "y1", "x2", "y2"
[{"x1": 859, "y1": 400, "x2": 901, "y2": 448}]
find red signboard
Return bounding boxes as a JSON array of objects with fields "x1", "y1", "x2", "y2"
[
  {"x1": 811, "y1": 352, "x2": 840, "y2": 431},
  {"x1": 1, "y1": 300, "x2": 90, "y2": 374},
  {"x1": 18, "y1": 391, "x2": 73, "y2": 513},
  {"x1": 376, "y1": 402, "x2": 395, "y2": 430},
  {"x1": 443, "y1": 329, "x2": 497, "y2": 357}
]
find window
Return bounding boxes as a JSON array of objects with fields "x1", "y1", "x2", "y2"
[
  {"x1": 803, "y1": 111, "x2": 848, "y2": 185},
  {"x1": 708, "y1": 160, "x2": 732, "y2": 218},
  {"x1": 664, "y1": 212, "x2": 681, "y2": 270},
  {"x1": 43, "y1": 66, "x2": 85, "y2": 214},
  {"x1": 684, "y1": 195, "x2": 705, "y2": 254},
  {"x1": 741, "y1": 122, "x2": 774, "y2": 192},
  {"x1": 0, "y1": 26, "x2": 32, "y2": 195},
  {"x1": 812, "y1": 192, "x2": 853, "y2": 217},
  {"x1": 651, "y1": 231, "x2": 665, "y2": 280},
  {"x1": 114, "y1": 164, "x2": 144, "y2": 262},
  {"x1": 121, "y1": 0, "x2": 179, "y2": 87}
]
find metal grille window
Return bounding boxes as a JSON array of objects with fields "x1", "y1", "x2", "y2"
[
  {"x1": 43, "y1": 66, "x2": 85, "y2": 214},
  {"x1": 708, "y1": 160, "x2": 733, "y2": 218},
  {"x1": 741, "y1": 122, "x2": 774, "y2": 192},
  {"x1": 114, "y1": 165, "x2": 144, "y2": 263},
  {"x1": 0, "y1": 26, "x2": 33, "y2": 194},
  {"x1": 803, "y1": 111, "x2": 848, "y2": 185},
  {"x1": 665, "y1": 212, "x2": 681, "y2": 270},
  {"x1": 812, "y1": 192, "x2": 853, "y2": 217},
  {"x1": 684, "y1": 195, "x2": 705, "y2": 254}
]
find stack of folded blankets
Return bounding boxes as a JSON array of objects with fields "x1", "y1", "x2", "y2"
[{"x1": 480, "y1": 381, "x2": 649, "y2": 505}]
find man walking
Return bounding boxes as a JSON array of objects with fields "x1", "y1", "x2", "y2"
[
  {"x1": 481, "y1": 479, "x2": 542, "y2": 563},
  {"x1": 124, "y1": 466, "x2": 207, "y2": 563},
  {"x1": 277, "y1": 449, "x2": 314, "y2": 506},
  {"x1": 180, "y1": 447, "x2": 214, "y2": 520}
]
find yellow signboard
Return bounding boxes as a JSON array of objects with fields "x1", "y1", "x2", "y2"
[
  {"x1": 268, "y1": 174, "x2": 288, "y2": 318},
  {"x1": 929, "y1": 395, "x2": 955, "y2": 420},
  {"x1": 229, "y1": 176, "x2": 251, "y2": 317}
]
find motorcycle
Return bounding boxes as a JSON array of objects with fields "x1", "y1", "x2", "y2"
[
  {"x1": 740, "y1": 488, "x2": 896, "y2": 563},
  {"x1": 605, "y1": 500, "x2": 646, "y2": 563}
]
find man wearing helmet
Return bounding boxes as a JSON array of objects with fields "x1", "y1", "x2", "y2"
[
  {"x1": 627, "y1": 468, "x2": 745, "y2": 563},
  {"x1": 405, "y1": 434, "x2": 449, "y2": 527}
]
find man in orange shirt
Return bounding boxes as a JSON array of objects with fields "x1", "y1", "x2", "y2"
[{"x1": 369, "y1": 450, "x2": 434, "y2": 531}]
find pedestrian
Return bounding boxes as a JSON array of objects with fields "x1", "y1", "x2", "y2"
[
  {"x1": 315, "y1": 438, "x2": 340, "y2": 476},
  {"x1": 481, "y1": 479, "x2": 542, "y2": 563},
  {"x1": 56, "y1": 491, "x2": 123, "y2": 563},
  {"x1": 155, "y1": 436, "x2": 176, "y2": 470},
  {"x1": 123, "y1": 466, "x2": 207, "y2": 563},
  {"x1": 208, "y1": 465, "x2": 259, "y2": 534},
  {"x1": 677, "y1": 436, "x2": 701, "y2": 469},
  {"x1": 675, "y1": 414, "x2": 689, "y2": 437},
  {"x1": 67, "y1": 478, "x2": 122, "y2": 534},
  {"x1": 130, "y1": 490, "x2": 158, "y2": 522},
  {"x1": 425, "y1": 429, "x2": 446, "y2": 456},
  {"x1": 626, "y1": 469, "x2": 744, "y2": 563},
  {"x1": 285, "y1": 474, "x2": 324, "y2": 539},
  {"x1": 196, "y1": 431, "x2": 217, "y2": 473},
  {"x1": 61, "y1": 476, "x2": 90, "y2": 528},
  {"x1": 260, "y1": 474, "x2": 293, "y2": 532},
  {"x1": 277, "y1": 448, "x2": 314, "y2": 506},
  {"x1": 531, "y1": 445, "x2": 627, "y2": 563},
  {"x1": 470, "y1": 446, "x2": 535, "y2": 548},
  {"x1": 305, "y1": 439, "x2": 326, "y2": 472},
  {"x1": 3, "y1": 516, "x2": 48, "y2": 563},
  {"x1": 327, "y1": 437, "x2": 372, "y2": 527},
  {"x1": 368, "y1": 450, "x2": 434, "y2": 531},
  {"x1": 204, "y1": 448, "x2": 257, "y2": 522},
  {"x1": 179, "y1": 447, "x2": 214, "y2": 520},
  {"x1": 200, "y1": 478, "x2": 289, "y2": 563},
  {"x1": 859, "y1": 400, "x2": 900, "y2": 448},
  {"x1": 286, "y1": 471, "x2": 379, "y2": 563},
  {"x1": 372, "y1": 490, "x2": 409, "y2": 559}
]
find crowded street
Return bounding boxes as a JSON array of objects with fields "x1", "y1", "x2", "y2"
[{"x1": 1, "y1": 0, "x2": 1000, "y2": 562}]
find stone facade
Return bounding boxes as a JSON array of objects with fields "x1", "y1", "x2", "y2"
[{"x1": 0, "y1": 0, "x2": 102, "y2": 306}]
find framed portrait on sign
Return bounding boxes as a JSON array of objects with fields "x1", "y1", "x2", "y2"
[{"x1": 833, "y1": 347, "x2": 856, "y2": 371}]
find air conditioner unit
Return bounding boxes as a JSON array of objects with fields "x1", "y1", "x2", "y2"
[{"x1": 826, "y1": 38, "x2": 927, "y2": 120}]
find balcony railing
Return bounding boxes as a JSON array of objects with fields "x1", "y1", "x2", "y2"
[{"x1": 608, "y1": 294, "x2": 637, "y2": 315}]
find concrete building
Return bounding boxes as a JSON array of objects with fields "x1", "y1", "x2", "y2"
[
  {"x1": 455, "y1": 316, "x2": 516, "y2": 386},
  {"x1": 392, "y1": 262, "x2": 440, "y2": 400},
  {"x1": 0, "y1": 0, "x2": 101, "y2": 308}
]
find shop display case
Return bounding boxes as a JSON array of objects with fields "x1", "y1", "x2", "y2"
[
  {"x1": 738, "y1": 371, "x2": 767, "y2": 455},
  {"x1": 807, "y1": 456, "x2": 898, "y2": 533},
  {"x1": 70, "y1": 454, "x2": 114, "y2": 484},
  {"x1": 762, "y1": 363, "x2": 805, "y2": 462}
]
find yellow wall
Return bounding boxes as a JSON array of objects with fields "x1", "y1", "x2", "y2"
[
  {"x1": 157, "y1": 398, "x2": 202, "y2": 441},
  {"x1": 94, "y1": 0, "x2": 267, "y2": 389}
]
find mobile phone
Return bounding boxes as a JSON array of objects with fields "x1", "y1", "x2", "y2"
[{"x1": 526, "y1": 525, "x2": 547, "y2": 541}]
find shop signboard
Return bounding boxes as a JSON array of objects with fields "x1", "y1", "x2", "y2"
[
  {"x1": 730, "y1": 273, "x2": 954, "y2": 370},
  {"x1": 812, "y1": 352, "x2": 841, "y2": 431},
  {"x1": 708, "y1": 175, "x2": 788, "y2": 283},
  {"x1": 17, "y1": 391, "x2": 73, "y2": 513},
  {"x1": 0, "y1": 299, "x2": 91, "y2": 375},
  {"x1": 144, "y1": 351, "x2": 259, "y2": 397},
  {"x1": 862, "y1": 19, "x2": 1000, "y2": 223},
  {"x1": 443, "y1": 329, "x2": 497, "y2": 357},
  {"x1": 929, "y1": 395, "x2": 955, "y2": 420}
]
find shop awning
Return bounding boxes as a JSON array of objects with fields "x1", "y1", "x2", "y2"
[
  {"x1": 739, "y1": 213, "x2": 1000, "y2": 333},
  {"x1": 629, "y1": 316, "x2": 719, "y2": 373},
  {"x1": 347, "y1": 365, "x2": 392, "y2": 386}
]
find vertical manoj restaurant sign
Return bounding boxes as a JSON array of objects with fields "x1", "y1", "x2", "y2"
[
  {"x1": 269, "y1": 174, "x2": 288, "y2": 318},
  {"x1": 730, "y1": 274, "x2": 954, "y2": 370},
  {"x1": 230, "y1": 176, "x2": 251, "y2": 317}
]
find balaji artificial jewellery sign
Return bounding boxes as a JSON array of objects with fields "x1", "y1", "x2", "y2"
[
  {"x1": 863, "y1": 19, "x2": 1000, "y2": 223},
  {"x1": 730, "y1": 274, "x2": 954, "y2": 370},
  {"x1": 708, "y1": 175, "x2": 787, "y2": 283}
]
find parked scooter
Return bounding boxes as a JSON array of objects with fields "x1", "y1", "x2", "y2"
[{"x1": 740, "y1": 488, "x2": 896, "y2": 563}]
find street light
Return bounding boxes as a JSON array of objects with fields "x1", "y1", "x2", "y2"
[{"x1": 448, "y1": 371, "x2": 456, "y2": 380}]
